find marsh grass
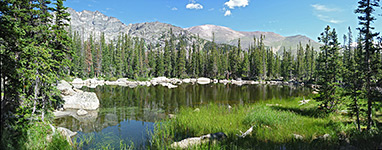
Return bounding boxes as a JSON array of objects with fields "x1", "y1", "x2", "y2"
[
  {"x1": 73, "y1": 132, "x2": 135, "y2": 150},
  {"x1": 149, "y1": 97, "x2": 382, "y2": 149}
]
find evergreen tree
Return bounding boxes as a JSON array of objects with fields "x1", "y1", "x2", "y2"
[
  {"x1": 241, "y1": 50, "x2": 250, "y2": 78},
  {"x1": 315, "y1": 25, "x2": 342, "y2": 111},
  {"x1": 355, "y1": 0, "x2": 381, "y2": 129},
  {"x1": 296, "y1": 42, "x2": 305, "y2": 81},
  {"x1": 156, "y1": 47, "x2": 165, "y2": 76},
  {"x1": 163, "y1": 40, "x2": 172, "y2": 77}
]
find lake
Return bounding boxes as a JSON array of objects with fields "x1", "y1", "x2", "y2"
[{"x1": 54, "y1": 84, "x2": 312, "y2": 149}]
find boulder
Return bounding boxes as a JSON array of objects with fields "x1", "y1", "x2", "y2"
[
  {"x1": 57, "y1": 80, "x2": 75, "y2": 96},
  {"x1": 57, "y1": 127, "x2": 77, "y2": 145},
  {"x1": 170, "y1": 78, "x2": 182, "y2": 84},
  {"x1": 151, "y1": 77, "x2": 169, "y2": 83},
  {"x1": 219, "y1": 79, "x2": 230, "y2": 85},
  {"x1": 151, "y1": 81, "x2": 158, "y2": 86},
  {"x1": 145, "y1": 81, "x2": 151, "y2": 86},
  {"x1": 293, "y1": 134, "x2": 303, "y2": 140},
  {"x1": 252, "y1": 81, "x2": 259, "y2": 84},
  {"x1": 183, "y1": 79, "x2": 191, "y2": 83},
  {"x1": 171, "y1": 132, "x2": 227, "y2": 149},
  {"x1": 71, "y1": 78, "x2": 84, "y2": 84},
  {"x1": 197, "y1": 77, "x2": 211, "y2": 85},
  {"x1": 160, "y1": 83, "x2": 177, "y2": 89},
  {"x1": 116, "y1": 78, "x2": 129, "y2": 83},
  {"x1": 63, "y1": 91, "x2": 100, "y2": 110},
  {"x1": 231, "y1": 80, "x2": 243, "y2": 86},
  {"x1": 190, "y1": 78, "x2": 197, "y2": 84},
  {"x1": 168, "y1": 114, "x2": 176, "y2": 119},
  {"x1": 213, "y1": 79, "x2": 218, "y2": 84}
]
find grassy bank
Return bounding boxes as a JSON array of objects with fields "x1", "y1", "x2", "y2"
[
  {"x1": 149, "y1": 97, "x2": 382, "y2": 149},
  {"x1": 1, "y1": 121, "x2": 71, "y2": 150}
]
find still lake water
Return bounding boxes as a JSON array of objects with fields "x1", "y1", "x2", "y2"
[{"x1": 54, "y1": 84, "x2": 311, "y2": 149}]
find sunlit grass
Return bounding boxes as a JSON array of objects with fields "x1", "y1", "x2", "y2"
[{"x1": 149, "y1": 97, "x2": 382, "y2": 149}]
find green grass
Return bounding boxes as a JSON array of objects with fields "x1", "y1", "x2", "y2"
[
  {"x1": 21, "y1": 121, "x2": 72, "y2": 150},
  {"x1": 149, "y1": 97, "x2": 382, "y2": 149}
]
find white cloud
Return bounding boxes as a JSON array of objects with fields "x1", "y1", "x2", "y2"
[
  {"x1": 208, "y1": 8, "x2": 215, "y2": 11},
  {"x1": 224, "y1": 0, "x2": 249, "y2": 9},
  {"x1": 186, "y1": 3, "x2": 203, "y2": 10},
  {"x1": 171, "y1": 7, "x2": 178, "y2": 11},
  {"x1": 311, "y1": 4, "x2": 340, "y2": 12},
  {"x1": 316, "y1": 14, "x2": 343, "y2": 24},
  {"x1": 224, "y1": 10, "x2": 232, "y2": 16}
]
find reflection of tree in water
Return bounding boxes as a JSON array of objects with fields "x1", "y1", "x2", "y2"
[{"x1": 55, "y1": 84, "x2": 312, "y2": 147}]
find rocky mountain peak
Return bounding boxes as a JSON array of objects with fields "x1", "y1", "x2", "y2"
[{"x1": 66, "y1": 8, "x2": 320, "y2": 54}]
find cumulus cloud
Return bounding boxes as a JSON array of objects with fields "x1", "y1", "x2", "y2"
[
  {"x1": 224, "y1": 0, "x2": 249, "y2": 9},
  {"x1": 311, "y1": 4, "x2": 340, "y2": 12},
  {"x1": 224, "y1": 10, "x2": 232, "y2": 16},
  {"x1": 186, "y1": 3, "x2": 203, "y2": 10},
  {"x1": 171, "y1": 7, "x2": 178, "y2": 11}
]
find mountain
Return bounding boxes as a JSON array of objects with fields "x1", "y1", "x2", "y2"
[
  {"x1": 67, "y1": 8, "x2": 201, "y2": 48},
  {"x1": 67, "y1": 8, "x2": 320, "y2": 54},
  {"x1": 186, "y1": 24, "x2": 321, "y2": 53},
  {"x1": 67, "y1": 8, "x2": 129, "y2": 42}
]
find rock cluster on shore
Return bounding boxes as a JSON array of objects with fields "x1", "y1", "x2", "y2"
[
  {"x1": 55, "y1": 80, "x2": 100, "y2": 125},
  {"x1": 68, "y1": 77, "x2": 307, "y2": 90}
]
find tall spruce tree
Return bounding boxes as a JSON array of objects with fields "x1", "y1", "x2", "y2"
[
  {"x1": 355, "y1": 0, "x2": 381, "y2": 130},
  {"x1": 316, "y1": 25, "x2": 342, "y2": 111}
]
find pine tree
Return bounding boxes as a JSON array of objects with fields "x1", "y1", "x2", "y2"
[
  {"x1": 316, "y1": 25, "x2": 342, "y2": 111},
  {"x1": 100, "y1": 33, "x2": 111, "y2": 77},
  {"x1": 296, "y1": 42, "x2": 305, "y2": 81},
  {"x1": 241, "y1": 50, "x2": 250, "y2": 78},
  {"x1": 163, "y1": 40, "x2": 172, "y2": 77},
  {"x1": 355, "y1": 0, "x2": 381, "y2": 129},
  {"x1": 304, "y1": 43, "x2": 314, "y2": 82},
  {"x1": 156, "y1": 47, "x2": 165, "y2": 76}
]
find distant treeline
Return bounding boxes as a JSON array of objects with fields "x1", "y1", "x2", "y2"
[{"x1": 69, "y1": 29, "x2": 317, "y2": 82}]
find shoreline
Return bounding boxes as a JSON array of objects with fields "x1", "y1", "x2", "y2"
[{"x1": 68, "y1": 76, "x2": 316, "y2": 89}]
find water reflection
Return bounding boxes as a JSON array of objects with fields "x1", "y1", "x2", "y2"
[{"x1": 54, "y1": 84, "x2": 311, "y2": 149}]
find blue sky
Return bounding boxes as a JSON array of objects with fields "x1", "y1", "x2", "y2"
[{"x1": 65, "y1": 0, "x2": 382, "y2": 42}]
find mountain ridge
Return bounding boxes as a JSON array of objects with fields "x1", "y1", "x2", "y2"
[{"x1": 67, "y1": 8, "x2": 321, "y2": 53}]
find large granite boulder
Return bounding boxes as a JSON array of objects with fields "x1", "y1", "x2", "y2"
[
  {"x1": 197, "y1": 77, "x2": 211, "y2": 85},
  {"x1": 151, "y1": 77, "x2": 170, "y2": 83},
  {"x1": 62, "y1": 91, "x2": 100, "y2": 110}
]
